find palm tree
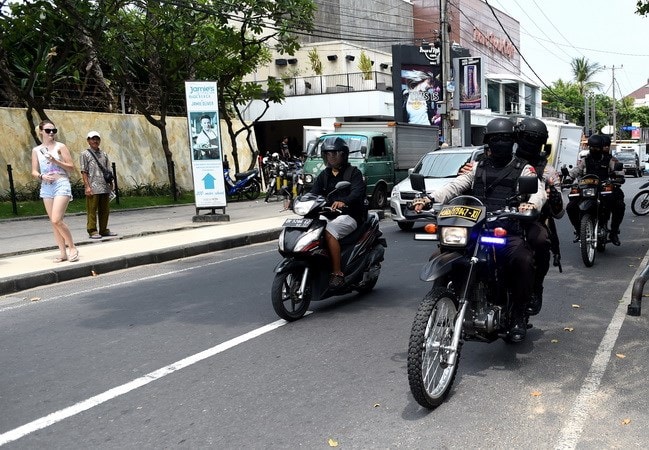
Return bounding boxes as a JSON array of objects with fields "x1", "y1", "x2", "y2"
[{"x1": 571, "y1": 57, "x2": 603, "y2": 95}]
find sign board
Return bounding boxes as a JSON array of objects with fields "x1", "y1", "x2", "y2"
[
  {"x1": 457, "y1": 57, "x2": 483, "y2": 110},
  {"x1": 185, "y1": 81, "x2": 226, "y2": 209}
]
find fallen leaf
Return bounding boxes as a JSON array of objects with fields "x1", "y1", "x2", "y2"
[
  {"x1": 571, "y1": 304, "x2": 580, "y2": 308},
  {"x1": 564, "y1": 327, "x2": 574, "y2": 332},
  {"x1": 30, "y1": 297, "x2": 41, "y2": 302},
  {"x1": 328, "y1": 438, "x2": 339, "y2": 447},
  {"x1": 616, "y1": 353, "x2": 626, "y2": 359},
  {"x1": 551, "y1": 339, "x2": 559, "y2": 343},
  {"x1": 622, "y1": 418, "x2": 631, "y2": 425},
  {"x1": 531, "y1": 391, "x2": 542, "y2": 397}
]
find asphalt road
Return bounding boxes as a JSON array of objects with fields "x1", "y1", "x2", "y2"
[{"x1": 1, "y1": 178, "x2": 649, "y2": 448}]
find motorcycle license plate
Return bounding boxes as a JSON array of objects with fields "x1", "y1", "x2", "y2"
[{"x1": 283, "y1": 218, "x2": 313, "y2": 228}]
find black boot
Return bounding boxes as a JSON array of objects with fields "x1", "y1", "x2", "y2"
[
  {"x1": 526, "y1": 287, "x2": 543, "y2": 316},
  {"x1": 609, "y1": 230, "x2": 620, "y2": 246}
]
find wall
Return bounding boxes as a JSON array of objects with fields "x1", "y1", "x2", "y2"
[{"x1": 0, "y1": 108, "x2": 255, "y2": 193}]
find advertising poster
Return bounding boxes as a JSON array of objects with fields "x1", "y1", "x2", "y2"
[
  {"x1": 398, "y1": 63, "x2": 443, "y2": 127},
  {"x1": 458, "y1": 57, "x2": 483, "y2": 110},
  {"x1": 185, "y1": 81, "x2": 226, "y2": 208}
]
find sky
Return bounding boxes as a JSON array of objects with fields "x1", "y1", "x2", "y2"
[{"x1": 489, "y1": 0, "x2": 649, "y2": 97}]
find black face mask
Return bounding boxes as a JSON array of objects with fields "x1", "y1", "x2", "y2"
[
  {"x1": 489, "y1": 141, "x2": 514, "y2": 165},
  {"x1": 589, "y1": 148, "x2": 603, "y2": 160}
]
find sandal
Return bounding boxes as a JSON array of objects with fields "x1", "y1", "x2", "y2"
[
  {"x1": 328, "y1": 273, "x2": 345, "y2": 289},
  {"x1": 53, "y1": 256, "x2": 68, "y2": 263},
  {"x1": 68, "y1": 250, "x2": 79, "y2": 262}
]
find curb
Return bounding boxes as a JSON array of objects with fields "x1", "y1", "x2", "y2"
[{"x1": 0, "y1": 228, "x2": 282, "y2": 296}]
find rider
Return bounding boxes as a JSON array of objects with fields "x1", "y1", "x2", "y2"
[
  {"x1": 515, "y1": 118, "x2": 564, "y2": 316},
  {"x1": 309, "y1": 137, "x2": 366, "y2": 289},
  {"x1": 413, "y1": 118, "x2": 546, "y2": 342},
  {"x1": 566, "y1": 134, "x2": 625, "y2": 246}
]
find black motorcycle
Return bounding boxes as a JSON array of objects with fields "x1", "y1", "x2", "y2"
[
  {"x1": 405, "y1": 173, "x2": 538, "y2": 409},
  {"x1": 271, "y1": 182, "x2": 387, "y2": 321}
]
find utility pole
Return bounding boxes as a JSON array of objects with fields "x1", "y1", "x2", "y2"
[
  {"x1": 440, "y1": 0, "x2": 452, "y2": 145},
  {"x1": 607, "y1": 65, "x2": 622, "y2": 141}
]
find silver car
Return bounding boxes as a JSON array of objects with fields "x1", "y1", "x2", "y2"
[{"x1": 389, "y1": 146, "x2": 485, "y2": 230}]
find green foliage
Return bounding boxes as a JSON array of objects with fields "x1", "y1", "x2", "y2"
[
  {"x1": 358, "y1": 50, "x2": 373, "y2": 80},
  {"x1": 636, "y1": 1, "x2": 649, "y2": 15},
  {"x1": 570, "y1": 57, "x2": 603, "y2": 95},
  {"x1": 308, "y1": 47, "x2": 323, "y2": 75}
]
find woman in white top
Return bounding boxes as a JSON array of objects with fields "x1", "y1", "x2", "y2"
[{"x1": 30, "y1": 120, "x2": 79, "y2": 262}]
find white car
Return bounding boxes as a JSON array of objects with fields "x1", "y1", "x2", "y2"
[{"x1": 389, "y1": 146, "x2": 485, "y2": 230}]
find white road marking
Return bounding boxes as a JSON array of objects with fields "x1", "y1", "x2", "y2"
[
  {"x1": 555, "y1": 252, "x2": 649, "y2": 449},
  {"x1": 0, "y1": 318, "x2": 289, "y2": 446}
]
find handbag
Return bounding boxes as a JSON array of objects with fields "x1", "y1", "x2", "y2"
[{"x1": 87, "y1": 149, "x2": 114, "y2": 184}]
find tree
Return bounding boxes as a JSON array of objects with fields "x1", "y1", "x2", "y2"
[
  {"x1": 636, "y1": 1, "x2": 649, "y2": 15},
  {"x1": 571, "y1": 57, "x2": 603, "y2": 95}
]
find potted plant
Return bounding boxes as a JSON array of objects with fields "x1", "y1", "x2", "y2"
[
  {"x1": 358, "y1": 50, "x2": 374, "y2": 89},
  {"x1": 307, "y1": 47, "x2": 324, "y2": 93},
  {"x1": 282, "y1": 68, "x2": 305, "y2": 95}
]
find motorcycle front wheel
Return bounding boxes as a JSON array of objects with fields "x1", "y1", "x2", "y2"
[
  {"x1": 271, "y1": 269, "x2": 311, "y2": 321},
  {"x1": 631, "y1": 190, "x2": 649, "y2": 216},
  {"x1": 244, "y1": 180, "x2": 261, "y2": 200},
  {"x1": 580, "y1": 214, "x2": 596, "y2": 267},
  {"x1": 407, "y1": 287, "x2": 460, "y2": 409}
]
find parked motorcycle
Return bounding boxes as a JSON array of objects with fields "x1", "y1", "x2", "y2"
[
  {"x1": 271, "y1": 181, "x2": 387, "y2": 321},
  {"x1": 631, "y1": 181, "x2": 649, "y2": 216},
  {"x1": 223, "y1": 156, "x2": 261, "y2": 200},
  {"x1": 264, "y1": 156, "x2": 304, "y2": 209},
  {"x1": 566, "y1": 173, "x2": 616, "y2": 267},
  {"x1": 405, "y1": 173, "x2": 538, "y2": 409}
]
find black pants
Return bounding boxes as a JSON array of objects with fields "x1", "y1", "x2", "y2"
[
  {"x1": 525, "y1": 221, "x2": 550, "y2": 293},
  {"x1": 566, "y1": 189, "x2": 625, "y2": 233},
  {"x1": 497, "y1": 235, "x2": 535, "y2": 316}
]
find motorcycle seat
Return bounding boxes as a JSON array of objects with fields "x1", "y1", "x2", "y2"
[{"x1": 234, "y1": 169, "x2": 258, "y2": 180}]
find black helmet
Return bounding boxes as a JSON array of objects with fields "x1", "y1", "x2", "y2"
[
  {"x1": 484, "y1": 118, "x2": 515, "y2": 165},
  {"x1": 484, "y1": 117, "x2": 515, "y2": 142},
  {"x1": 600, "y1": 134, "x2": 611, "y2": 147},
  {"x1": 321, "y1": 137, "x2": 349, "y2": 165},
  {"x1": 516, "y1": 118, "x2": 548, "y2": 162},
  {"x1": 587, "y1": 134, "x2": 604, "y2": 149}
]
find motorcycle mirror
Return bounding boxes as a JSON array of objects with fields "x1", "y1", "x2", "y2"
[
  {"x1": 410, "y1": 173, "x2": 426, "y2": 192},
  {"x1": 333, "y1": 181, "x2": 351, "y2": 191},
  {"x1": 518, "y1": 176, "x2": 538, "y2": 195},
  {"x1": 614, "y1": 162, "x2": 623, "y2": 172},
  {"x1": 560, "y1": 166, "x2": 570, "y2": 177}
]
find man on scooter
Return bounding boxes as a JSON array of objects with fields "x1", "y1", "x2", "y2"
[
  {"x1": 310, "y1": 137, "x2": 366, "y2": 289},
  {"x1": 413, "y1": 118, "x2": 546, "y2": 342}
]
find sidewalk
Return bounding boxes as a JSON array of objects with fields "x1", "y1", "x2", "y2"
[{"x1": 0, "y1": 199, "x2": 297, "y2": 296}]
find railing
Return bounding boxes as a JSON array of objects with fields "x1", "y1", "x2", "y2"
[{"x1": 253, "y1": 71, "x2": 394, "y2": 97}]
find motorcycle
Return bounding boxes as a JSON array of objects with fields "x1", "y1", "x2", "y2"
[
  {"x1": 223, "y1": 156, "x2": 261, "y2": 200},
  {"x1": 271, "y1": 181, "x2": 387, "y2": 321},
  {"x1": 405, "y1": 173, "x2": 539, "y2": 409},
  {"x1": 566, "y1": 173, "x2": 616, "y2": 267},
  {"x1": 264, "y1": 157, "x2": 304, "y2": 209},
  {"x1": 631, "y1": 181, "x2": 649, "y2": 216}
]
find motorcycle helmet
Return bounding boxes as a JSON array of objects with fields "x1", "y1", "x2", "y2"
[
  {"x1": 600, "y1": 134, "x2": 611, "y2": 151},
  {"x1": 515, "y1": 118, "x2": 548, "y2": 163},
  {"x1": 321, "y1": 137, "x2": 350, "y2": 168},
  {"x1": 483, "y1": 118, "x2": 515, "y2": 164},
  {"x1": 587, "y1": 134, "x2": 604, "y2": 159}
]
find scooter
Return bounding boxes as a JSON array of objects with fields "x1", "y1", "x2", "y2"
[
  {"x1": 271, "y1": 181, "x2": 387, "y2": 321},
  {"x1": 223, "y1": 156, "x2": 261, "y2": 200}
]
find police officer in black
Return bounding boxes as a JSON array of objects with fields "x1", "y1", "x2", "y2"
[
  {"x1": 567, "y1": 134, "x2": 625, "y2": 246},
  {"x1": 413, "y1": 118, "x2": 547, "y2": 342}
]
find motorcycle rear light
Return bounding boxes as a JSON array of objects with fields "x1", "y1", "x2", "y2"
[
  {"x1": 424, "y1": 223, "x2": 437, "y2": 234},
  {"x1": 493, "y1": 227, "x2": 507, "y2": 237},
  {"x1": 570, "y1": 187, "x2": 578, "y2": 195}
]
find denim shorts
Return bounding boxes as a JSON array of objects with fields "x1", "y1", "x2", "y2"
[
  {"x1": 319, "y1": 214, "x2": 357, "y2": 239},
  {"x1": 40, "y1": 176, "x2": 72, "y2": 200}
]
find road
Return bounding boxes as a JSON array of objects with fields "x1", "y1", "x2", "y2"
[{"x1": 1, "y1": 178, "x2": 649, "y2": 448}]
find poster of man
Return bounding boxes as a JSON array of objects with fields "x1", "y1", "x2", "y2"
[
  {"x1": 192, "y1": 113, "x2": 221, "y2": 160},
  {"x1": 400, "y1": 64, "x2": 442, "y2": 126}
]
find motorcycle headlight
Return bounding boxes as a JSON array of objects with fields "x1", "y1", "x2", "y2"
[
  {"x1": 293, "y1": 199, "x2": 316, "y2": 215},
  {"x1": 583, "y1": 187, "x2": 596, "y2": 197},
  {"x1": 440, "y1": 227, "x2": 467, "y2": 246},
  {"x1": 304, "y1": 174, "x2": 314, "y2": 184},
  {"x1": 295, "y1": 226, "x2": 325, "y2": 251}
]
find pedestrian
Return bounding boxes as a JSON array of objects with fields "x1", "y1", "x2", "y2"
[
  {"x1": 30, "y1": 119, "x2": 79, "y2": 262},
  {"x1": 80, "y1": 130, "x2": 118, "y2": 239},
  {"x1": 280, "y1": 136, "x2": 291, "y2": 160}
]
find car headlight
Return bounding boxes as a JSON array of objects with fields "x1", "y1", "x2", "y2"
[
  {"x1": 391, "y1": 185, "x2": 400, "y2": 198},
  {"x1": 440, "y1": 227, "x2": 467, "y2": 246},
  {"x1": 304, "y1": 174, "x2": 314, "y2": 183}
]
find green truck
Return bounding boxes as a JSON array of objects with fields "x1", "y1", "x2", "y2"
[{"x1": 302, "y1": 121, "x2": 440, "y2": 208}]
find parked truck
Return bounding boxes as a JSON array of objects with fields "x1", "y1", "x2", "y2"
[
  {"x1": 542, "y1": 119, "x2": 584, "y2": 170},
  {"x1": 302, "y1": 121, "x2": 440, "y2": 209}
]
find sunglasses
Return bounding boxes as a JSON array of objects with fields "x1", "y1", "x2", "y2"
[{"x1": 43, "y1": 128, "x2": 58, "y2": 134}]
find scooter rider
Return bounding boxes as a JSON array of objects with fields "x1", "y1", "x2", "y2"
[
  {"x1": 309, "y1": 137, "x2": 366, "y2": 289},
  {"x1": 566, "y1": 134, "x2": 625, "y2": 246},
  {"x1": 413, "y1": 118, "x2": 546, "y2": 342},
  {"x1": 515, "y1": 118, "x2": 564, "y2": 316}
]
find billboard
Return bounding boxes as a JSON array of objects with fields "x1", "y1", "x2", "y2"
[
  {"x1": 185, "y1": 81, "x2": 226, "y2": 209},
  {"x1": 458, "y1": 57, "x2": 483, "y2": 110}
]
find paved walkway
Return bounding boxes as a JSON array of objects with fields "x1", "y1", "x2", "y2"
[{"x1": 0, "y1": 199, "x2": 296, "y2": 296}]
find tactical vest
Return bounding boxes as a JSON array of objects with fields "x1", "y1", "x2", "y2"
[
  {"x1": 584, "y1": 154, "x2": 611, "y2": 180},
  {"x1": 473, "y1": 157, "x2": 527, "y2": 211}
]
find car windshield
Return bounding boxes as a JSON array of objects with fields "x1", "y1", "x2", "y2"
[
  {"x1": 312, "y1": 135, "x2": 368, "y2": 160},
  {"x1": 414, "y1": 151, "x2": 475, "y2": 178},
  {"x1": 615, "y1": 152, "x2": 636, "y2": 162}
]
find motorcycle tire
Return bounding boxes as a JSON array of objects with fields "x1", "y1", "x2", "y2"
[
  {"x1": 271, "y1": 269, "x2": 311, "y2": 321},
  {"x1": 244, "y1": 180, "x2": 261, "y2": 200},
  {"x1": 407, "y1": 287, "x2": 460, "y2": 409},
  {"x1": 580, "y1": 214, "x2": 596, "y2": 267},
  {"x1": 631, "y1": 190, "x2": 649, "y2": 216}
]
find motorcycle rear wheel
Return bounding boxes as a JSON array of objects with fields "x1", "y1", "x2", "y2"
[
  {"x1": 631, "y1": 190, "x2": 649, "y2": 216},
  {"x1": 244, "y1": 180, "x2": 261, "y2": 200},
  {"x1": 271, "y1": 269, "x2": 311, "y2": 321},
  {"x1": 407, "y1": 287, "x2": 460, "y2": 409},
  {"x1": 580, "y1": 214, "x2": 596, "y2": 267}
]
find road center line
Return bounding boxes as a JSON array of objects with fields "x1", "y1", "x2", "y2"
[
  {"x1": 0, "y1": 318, "x2": 289, "y2": 446},
  {"x1": 555, "y1": 252, "x2": 649, "y2": 449}
]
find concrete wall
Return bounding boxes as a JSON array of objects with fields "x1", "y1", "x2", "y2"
[{"x1": 0, "y1": 108, "x2": 255, "y2": 193}]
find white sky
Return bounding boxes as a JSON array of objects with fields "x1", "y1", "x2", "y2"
[{"x1": 490, "y1": 0, "x2": 649, "y2": 97}]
